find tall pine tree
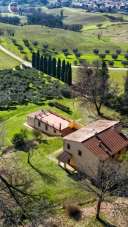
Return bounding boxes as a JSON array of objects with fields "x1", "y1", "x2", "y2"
[
  {"x1": 122, "y1": 72, "x2": 128, "y2": 113},
  {"x1": 64, "y1": 62, "x2": 70, "y2": 84},
  {"x1": 67, "y1": 63, "x2": 72, "y2": 85},
  {"x1": 57, "y1": 58, "x2": 61, "y2": 79},
  {"x1": 100, "y1": 61, "x2": 109, "y2": 104},
  {"x1": 48, "y1": 56, "x2": 52, "y2": 75},
  {"x1": 36, "y1": 50, "x2": 40, "y2": 70},
  {"x1": 61, "y1": 59, "x2": 66, "y2": 81},
  {"x1": 40, "y1": 55, "x2": 44, "y2": 72},
  {"x1": 52, "y1": 58, "x2": 57, "y2": 77},
  {"x1": 43, "y1": 56, "x2": 48, "y2": 74},
  {"x1": 32, "y1": 52, "x2": 36, "y2": 68}
]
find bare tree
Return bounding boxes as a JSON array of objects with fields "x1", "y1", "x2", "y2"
[
  {"x1": 81, "y1": 160, "x2": 128, "y2": 222},
  {"x1": 77, "y1": 61, "x2": 110, "y2": 116}
]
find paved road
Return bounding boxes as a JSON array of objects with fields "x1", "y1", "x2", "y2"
[
  {"x1": 0, "y1": 44, "x2": 127, "y2": 71},
  {"x1": 0, "y1": 44, "x2": 32, "y2": 68}
]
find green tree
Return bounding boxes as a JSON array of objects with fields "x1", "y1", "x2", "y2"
[
  {"x1": 99, "y1": 61, "x2": 109, "y2": 105},
  {"x1": 121, "y1": 72, "x2": 128, "y2": 114},
  {"x1": 48, "y1": 56, "x2": 52, "y2": 75},
  {"x1": 43, "y1": 56, "x2": 48, "y2": 74},
  {"x1": 52, "y1": 58, "x2": 57, "y2": 77},
  {"x1": 64, "y1": 62, "x2": 70, "y2": 84},
  {"x1": 61, "y1": 59, "x2": 66, "y2": 81},
  {"x1": 32, "y1": 52, "x2": 36, "y2": 68},
  {"x1": 36, "y1": 50, "x2": 40, "y2": 70},
  {"x1": 12, "y1": 133, "x2": 26, "y2": 150},
  {"x1": 67, "y1": 63, "x2": 72, "y2": 86},
  {"x1": 40, "y1": 55, "x2": 44, "y2": 72},
  {"x1": 57, "y1": 58, "x2": 61, "y2": 80}
]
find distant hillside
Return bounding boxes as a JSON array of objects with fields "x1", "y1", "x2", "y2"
[{"x1": 0, "y1": 0, "x2": 48, "y2": 6}]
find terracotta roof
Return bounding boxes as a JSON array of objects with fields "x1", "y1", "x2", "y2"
[
  {"x1": 57, "y1": 151, "x2": 72, "y2": 163},
  {"x1": 83, "y1": 137, "x2": 110, "y2": 161},
  {"x1": 83, "y1": 128, "x2": 128, "y2": 160},
  {"x1": 98, "y1": 128, "x2": 128, "y2": 155},
  {"x1": 64, "y1": 120, "x2": 119, "y2": 142}
]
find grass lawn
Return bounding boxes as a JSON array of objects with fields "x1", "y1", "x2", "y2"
[
  {"x1": 0, "y1": 99, "x2": 97, "y2": 205},
  {"x1": 109, "y1": 69, "x2": 127, "y2": 94},
  {"x1": 0, "y1": 97, "x2": 123, "y2": 225},
  {"x1": 0, "y1": 98, "x2": 95, "y2": 145},
  {"x1": 0, "y1": 50, "x2": 19, "y2": 69}
]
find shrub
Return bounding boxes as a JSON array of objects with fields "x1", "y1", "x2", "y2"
[
  {"x1": 112, "y1": 53, "x2": 118, "y2": 60},
  {"x1": 124, "y1": 53, "x2": 128, "y2": 60},
  {"x1": 108, "y1": 60, "x2": 114, "y2": 66},
  {"x1": 122, "y1": 60, "x2": 128, "y2": 67},
  {"x1": 93, "y1": 49, "x2": 99, "y2": 55},
  {"x1": 99, "y1": 53, "x2": 106, "y2": 59},
  {"x1": 61, "y1": 85, "x2": 72, "y2": 98},
  {"x1": 116, "y1": 49, "x2": 122, "y2": 55},
  {"x1": 66, "y1": 204, "x2": 82, "y2": 221},
  {"x1": 32, "y1": 41, "x2": 38, "y2": 46},
  {"x1": 12, "y1": 133, "x2": 26, "y2": 150},
  {"x1": 75, "y1": 52, "x2": 81, "y2": 58},
  {"x1": 105, "y1": 49, "x2": 110, "y2": 54},
  {"x1": 73, "y1": 48, "x2": 78, "y2": 54},
  {"x1": 48, "y1": 101, "x2": 71, "y2": 113}
]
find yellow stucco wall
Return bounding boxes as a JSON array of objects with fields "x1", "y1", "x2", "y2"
[{"x1": 63, "y1": 139, "x2": 100, "y2": 179}]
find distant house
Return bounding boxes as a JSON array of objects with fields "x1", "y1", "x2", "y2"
[
  {"x1": 27, "y1": 110, "x2": 79, "y2": 136},
  {"x1": 58, "y1": 120, "x2": 128, "y2": 181}
]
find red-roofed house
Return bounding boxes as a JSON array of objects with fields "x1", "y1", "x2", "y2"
[
  {"x1": 58, "y1": 120, "x2": 128, "y2": 181},
  {"x1": 27, "y1": 110, "x2": 79, "y2": 136}
]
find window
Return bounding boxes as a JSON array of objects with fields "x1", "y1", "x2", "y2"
[
  {"x1": 67, "y1": 143, "x2": 70, "y2": 149},
  {"x1": 78, "y1": 150, "x2": 82, "y2": 156},
  {"x1": 45, "y1": 124, "x2": 48, "y2": 131},
  {"x1": 38, "y1": 120, "x2": 41, "y2": 127}
]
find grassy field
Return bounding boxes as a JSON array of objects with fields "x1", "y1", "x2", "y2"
[
  {"x1": 0, "y1": 14, "x2": 127, "y2": 58},
  {"x1": 0, "y1": 98, "x2": 97, "y2": 206},
  {"x1": 0, "y1": 96, "x2": 122, "y2": 226},
  {"x1": 0, "y1": 9, "x2": 127, "y2": 69},
  {"x1": 0, "y1": 50, "x2": 19, "y2": 69}
]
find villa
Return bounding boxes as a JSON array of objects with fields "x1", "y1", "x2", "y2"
[{"x1": 58, "y1": 120, "x2": 128, "y2": 181}]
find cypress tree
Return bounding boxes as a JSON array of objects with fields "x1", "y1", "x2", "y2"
[
  {"x1": 32, "y1": 52, "x2": 36, "y2": 68},
  {"x1": 48, "y1": 56, "x2": 52, "y2": 75},
  {"x1": 100, "y1": 61, "x2": 109, "y2": 98},
  {"x1": 52, "y1": 58, "x2": 57, "y2": 77},
  {"x1": 67, "y1": 63, "x2": 72, "y2": 86},
  {"x1": 122, "y1": 73, "x2": 128, "y2": 113},
  {"x1": 40, "y1": 55, "x2": 44, "y2": 72},
  {"x1": 64, "y1": 62, "x2": 70, "y2": 83},
  {"x1": 61, "y1": 59, "x2": 66, "y2": 81},
  {"x1": 36, "y1": 50, "x2": 40, "y2": 70},
  {"x1": 57, "y1": 58, "x2": 61, "y2": 80},
  {"x1": 43, "y1": 56, "x2": 48, "y2": 74}
]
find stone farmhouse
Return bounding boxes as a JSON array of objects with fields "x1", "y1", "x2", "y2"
[
  {"x1": 27, "y1": 110, "x2": 79, "y2": 136},
  {"x1": 58, "y1": 120, "x2": 128, "y2": 181}
]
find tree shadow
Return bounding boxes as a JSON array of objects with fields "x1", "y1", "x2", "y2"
[
  {"x1": 27, "y1": 152, "x2": 57, "y2": 185},
  {"x1": 97, "y1": 217, "x2": 117, "y2": 227}
]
